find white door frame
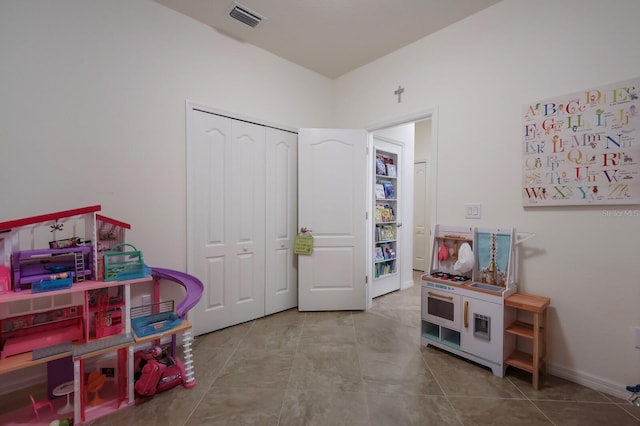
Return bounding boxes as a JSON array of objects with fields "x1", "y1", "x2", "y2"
[
  {"x1": 413, "y1": 160, "x2": 428, "y2": 272},
  {"x1": 365, "y1": 108, "x2": 439, "y2": 309}
]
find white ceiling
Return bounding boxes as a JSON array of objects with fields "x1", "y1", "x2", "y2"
[{"x1": 153, "y1": 0, "x2": 502, "y2": 79}]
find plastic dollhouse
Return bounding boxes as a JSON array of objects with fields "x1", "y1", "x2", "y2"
[{"x1": 0, "y1": 206, "x2": 203, "y2": 425}]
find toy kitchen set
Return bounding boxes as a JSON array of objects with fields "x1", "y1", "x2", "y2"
[{"x1": 421, "y1": 224, "x2": 522, "y2": 377}]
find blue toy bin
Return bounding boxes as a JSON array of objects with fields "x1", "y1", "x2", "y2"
[
  {"x1": 32, "y1": 272, "x2": 74, "y2": 293},
  {"x1": 104, "y1": 244, "x2": 150, "y2": 282},
  {"x1": 131, "y1": 311, "x2": 182, "y2": 337}
]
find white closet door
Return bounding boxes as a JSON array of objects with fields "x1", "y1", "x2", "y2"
[
  {"x1": 188, "y1": 110, "x2": 234, "y2": 335},
  {"x1": 188, "y1": 110, "x2": 267, "y2": 335},
  {"x1": 265, "y1": 128, "x2": 298, "y2": 315},
  {"x1": 229, "y1": 120, "x2": 266, "y2": 325}
]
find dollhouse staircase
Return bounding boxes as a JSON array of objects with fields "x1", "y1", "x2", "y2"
[{"x1": 75, "y1": 252, "x2": 86, "y2": 282}]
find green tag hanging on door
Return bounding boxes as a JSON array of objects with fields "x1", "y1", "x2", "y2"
[{"x1": 294, "y1": 235, "x2": 314, "y2": 255}]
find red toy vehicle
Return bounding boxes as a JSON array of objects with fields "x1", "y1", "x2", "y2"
[{"x1": 133, "y1": 346, "x2": 187, "y2": 399}]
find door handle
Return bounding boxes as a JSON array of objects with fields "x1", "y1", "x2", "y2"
[
  {"x1": 464, "y1": 301, "x2": 469, "y2": 329},
  {"x1": 427, "y1": 291, "x2": 453, "y2": 301}
]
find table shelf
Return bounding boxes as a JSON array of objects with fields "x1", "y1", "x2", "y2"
[{"x1": 505, "y1": 320, "x2": 535, "y2": 339}]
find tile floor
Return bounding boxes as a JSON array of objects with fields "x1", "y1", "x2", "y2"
[{"x1": 7, "y1": 273, "x2": 640, "y2": 425}]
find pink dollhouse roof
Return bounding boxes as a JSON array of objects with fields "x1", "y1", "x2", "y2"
[
  {"x1": 96, "y1": 214, "x2": 131, "y2": 230},
  {"x1": 0, "y1": 205, "x2": 102, "y2": 232}
]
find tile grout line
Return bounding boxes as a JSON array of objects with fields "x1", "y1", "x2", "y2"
[
  {"x1": 183, "y1": 320, "x2": 257, "y2": 425},
  {"x1": 504, "y1": 375, "x2": 556, "y2": 426},
  {"x1": 352, "y1": 310, "x2": 373, "y2": 425},
  {"x1": 275, "y1": 311, "x2": 306, "y2": 426},
  {"x1": 418, "y1": 348, "x2": 466, "y2": 425}
]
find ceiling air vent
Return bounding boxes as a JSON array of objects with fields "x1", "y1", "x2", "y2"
[{"x1": 229, "y1": 3, "x2": 263, "y2": 28}]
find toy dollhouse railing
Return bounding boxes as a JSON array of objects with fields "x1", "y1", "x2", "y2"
[{"x1": 130, "y1": 300, "x2": 174, "y2": 319}]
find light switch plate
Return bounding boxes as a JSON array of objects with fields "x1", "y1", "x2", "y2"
[{"x1": 465, "y1": 203, "x2": 482, "y2": 219}]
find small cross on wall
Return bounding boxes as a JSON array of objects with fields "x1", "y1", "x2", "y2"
[{"x1": 394, "y1": 85, "x2": 404, "y2": 103}]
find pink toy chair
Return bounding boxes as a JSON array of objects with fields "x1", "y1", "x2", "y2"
[{"x1": 29, "y1": 394, "x2": 53, "y2": 418}]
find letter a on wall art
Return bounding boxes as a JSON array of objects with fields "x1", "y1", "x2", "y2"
[{"x1": 522, "y1": 76, "x2": 640, "y2": 206}]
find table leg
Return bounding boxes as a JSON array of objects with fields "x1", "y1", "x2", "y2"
[{"x1": 57, "y1": 393, "x2": 73, "y2": 414}]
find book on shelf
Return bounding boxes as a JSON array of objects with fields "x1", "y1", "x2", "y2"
[
  {"x1": 375, "y1": 156, "x2": 387, "y2": 175},
  {"x1": 379, "y1": 225, "x2": 395, "y2": 241},
  {"x1": 375, "y1": 208, "x2": 383, "y2": 223},
  {"x1": 385, "y1": 204, "x2": 395, "y2": 220},
  {"x1": 379, "y1": 243, "x2": 395, "y2": 260},
  {"x1": 375, "y1": 247, "x2": 384, "y2": 261},
  {"x1": 386, "y1": 164, "x2": 396, "y2": 177},
  {"x1": 382, "y1": 182, "x2": 395, "y2": 199},
  {"x1": 375, "y1": 183, "x2": 386, "y2": 199},
  {"x1": 375, "y1": 259, "x2": 396, "y2": 277}
]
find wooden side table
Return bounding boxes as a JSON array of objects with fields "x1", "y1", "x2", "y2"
[{"x1": 504, "y1": 292, "x2": 550, "y2": 390}]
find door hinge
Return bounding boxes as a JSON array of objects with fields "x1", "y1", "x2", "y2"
[
  {"x1": 365, "y1": 211, "x2": 368, "y2": 220},
  {"x1": 365, "y1": 275, "x2": 368, "y2": 284}
]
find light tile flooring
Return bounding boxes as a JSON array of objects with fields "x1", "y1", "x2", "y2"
[{"x1": 7, "y1": 273, "x2": 640, "y2": 425}]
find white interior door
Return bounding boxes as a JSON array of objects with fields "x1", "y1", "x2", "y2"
[
  {"x1": 265, "y1": 128, "x2": 298, "y2": 315},
  {"x1": 298, "y1": 128, "x2": 367, "y2": 311},
  {"x1": 413, "y1": 161, "x2": 427, "y2": 271}
]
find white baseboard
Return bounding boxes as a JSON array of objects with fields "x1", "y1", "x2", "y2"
[
  {"x1": 401, "y1": 279, "x2": 414, "y2": 290},
  {"x1": 547, "y1": 361, "x2": 631, "y2": 401}
]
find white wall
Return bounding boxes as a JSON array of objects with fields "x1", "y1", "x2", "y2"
[
  {"x1": 0, "y1": 0, "x2": 334, "y2": 272},
  {"x1": 333, "y1": 0, "x2": 640, "y2": 397}
]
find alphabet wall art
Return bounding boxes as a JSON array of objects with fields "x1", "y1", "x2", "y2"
[{"x1": 522, "y1": 76, "x2": 640, "y2": 206}]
